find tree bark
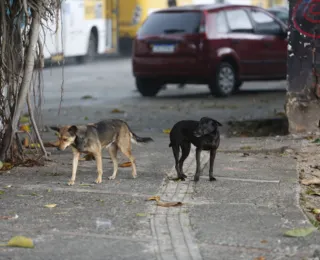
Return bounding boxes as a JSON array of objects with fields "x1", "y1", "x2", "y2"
[
  {"x1": 0, "y1": 12, "x2": 41, "y2": 161},
  {"x1": 285, "y1": 0, "x2": 320, "y2": 134}
]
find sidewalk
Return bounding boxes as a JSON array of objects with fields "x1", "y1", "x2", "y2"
[{"x1": 1, "y1": 134, "x2": 320, "y2": 260}]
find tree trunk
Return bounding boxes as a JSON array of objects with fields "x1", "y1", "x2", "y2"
[
  {"x1": 285, "y1": 0, "x2": 320, "y2": 134},
  {"x1": 0, "y1": 12, "x2": 41, "y2": 161}
]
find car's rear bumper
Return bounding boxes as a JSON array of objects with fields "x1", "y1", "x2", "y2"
[{"x1": 132, "y1": 56, "x2": 211, "y2": 83}]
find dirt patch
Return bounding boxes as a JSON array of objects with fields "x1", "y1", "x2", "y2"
[
  {"x1": 297, "y1": 142, "x2": 320, "y2": 228},
  {"x1": 227, "y1": 117, "x2": 289, "y2": 137}
]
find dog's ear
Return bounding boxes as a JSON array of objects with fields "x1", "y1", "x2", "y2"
[
  {"x1": 68, "y1": 125, "x2": 78, "y2": 136},
  {"x1": 50, "y1": 126, "x2": 60, "y2": 132},
  {"x1": 211, "y1": 119, "x2": 222, "y2": 127}
]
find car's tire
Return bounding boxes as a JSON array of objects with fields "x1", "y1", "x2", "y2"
[
  {"x1": 136, "y1": 78, "x2": 163, "y2": 97},
  {"x1": 209, "y1": 62, "x2": 236, "y2": 97},
  {"x1": 76, "y1": 32, "x2": 97, "y2": 64}
]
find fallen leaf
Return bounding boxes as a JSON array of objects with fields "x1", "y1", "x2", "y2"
[
  {"x1": 284, "y1": 227, "x2": 316, "y2": 237},
  {"x1": 301, "y1": 177, "x2": 320, "y2": 186},
  {"x1": 119, "y1": 161, "x2": 132, "y2": 167},
  {"x1": 0, "y1": 190, "x2": 4, "y2": 195},
  {"x1": 162, "y1": 129, "x2": 171, "y2": 134},
  {"x1": 19, "y1": 124, "x2": 31, "y2": 133},
  {"x1": 28, "y1": 143, "x2": 40, "y2": 149},
  {"x1": 0, "y1": 214, "x2": 18, "y2": 220},
  {"x1": 147, "y1": 195, "x2": 160, "y2": 202},
  {"x1": 19, "y1": 116, "x2": 30, "y2": 124},
  {"x1": 44, "y1": 204, "x2": 57, "y2": 208},
  {"x1": 4, "y1": 185, "x2": 12, "y2": 189},
  {"x1": 313, "y1": 208, "x2": 320, "y2": 214},
  {"x1": 30, "y1": 192, "x2": 39, "y2": 197},
  {"x1": 47, "y1": 189, "x2": 52, "y2": 193},
  {"x1": 0, "y1": 162, "x2": 13, "y2": 171},
  {"x1": 111, "y1": 108, "x2": 125, "y2": 113},
  {"x1": 156, "y1": 201, "x2": 183, "y2": 207},
  {"x1": 306, "y1": 188, "x2": 320, "y2": 196},
  {"x1": 240, "y1": 146, "x2": 252, "y2": 150},
  {"x1": 7, "y1": 236, "x2": 34, "y2": 248},
  {"x1": 84, "y1": 116, "x2": 89, "y2": 120},
  {"x1": 254, "y1": 257, "x2": 265, "y2": 260},
  {"x1": 81, "y1": 95, "x2": 93, "y2": 100},
  {"x1": 313, "y1": 138, "x2": 320, "y2": 144},
  {"x1": 23, "y1": 137, "x2": 29, "y2": 147},
  {"x1": 136, "y1": 213, "x2": 147, "y2": 217},
  {"x1": 260, "y1": 240, "x2": 268, "y2": 243}
]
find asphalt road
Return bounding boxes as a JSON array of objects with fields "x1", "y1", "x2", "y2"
[{"x1": 40, "y1": 57, "x2": 287, "y2": 133}]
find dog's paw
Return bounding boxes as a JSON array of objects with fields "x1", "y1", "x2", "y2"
[
  {"x1": 132, "y1": 174, "x2": 137, "y2": 179},
  {"x1": 95, "y1": 177, "x2": 102, "y2": 184},
  {"x1": 181, "y1": 173, "x2": 187, "y2": 179},
  {"x1": 108, "y1": 175, "x2": 116, "y2": 180},
  {"x1": 67, "y1": 180, "x2": 75, "y2": 186},
  {"x1": 194, "y1": 176, "x2": 200, "y2": 182},
  {"x1": 209, "y1": 176, "x2": 217, "y2": 181}
]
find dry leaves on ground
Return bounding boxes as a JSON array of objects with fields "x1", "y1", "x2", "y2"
[
  {"x1": 147, "y1": 195, "x2": 183, "y2": 207},
  {"x1": 111, "y1": 108, "x2": 125, "y2": 113},
  {"x1": 2, "y1": 236, "x2": 34, "y2": 248},
  {"x1": 284, "y1": 227, "x2": 316, "y2": 237},
  {"x1": 301, "y1": 177, "x2": 320, "y2": 186},
  {"x1": 162, "y1": 129, "x2": 171, "y2": 134},
  {"x1": 44, "y1": 204, "x2": 57, "y2": 208},
  {"x1": 119, "y1": 162, "x2": 132, "y2": 167}
]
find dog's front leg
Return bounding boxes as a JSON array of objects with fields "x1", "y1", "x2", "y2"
[
  {"x1": 209, "y1": 149, "x2": 217, "y2": 181},
  {"x1": 94, "y1": 152, "x2": 103, "y2": 184},
  {"x1": 69, "y1": 150, "x2": 80, "y2": 185},
  {"x1": 194, "y1": 148, "x2": 202, "y2": 182}
]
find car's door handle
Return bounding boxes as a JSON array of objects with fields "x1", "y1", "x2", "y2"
[{"x1": 231, "y1": 39, "x2": 240, "y2": 44}]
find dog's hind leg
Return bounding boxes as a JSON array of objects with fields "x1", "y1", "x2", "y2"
[
  {"x1": 69, "y1": 150, "x2": 80, "y2": 185},
  {"x1": 108, "y1": 144, "x2": 119, "y2": 180},
  {"x1": 194, "y1": 148, "x2": 202, "y2": 182},
  {"x1": 209, "y1": 149, "x2": 217, "y2": 181},
  {"x1": 172, "y1": 144, "x2": 185, "y2": 180},
  {"x1": 179, "y1": 141, "x2": 191, "y2": 179}
]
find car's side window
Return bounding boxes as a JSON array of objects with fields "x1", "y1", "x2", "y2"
[
  {"x1": 250, "y1": 10, "x2": 282, "y2": 34},
  {"x1": 225, "y1": 9, "x2": 253, "y2": 32},
  {"x1": 216, "y1": 11, "x2": 229, "y2": 34}
]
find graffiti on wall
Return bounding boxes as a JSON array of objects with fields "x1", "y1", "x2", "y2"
[{"x1": 293, "y1": 0, "x2": 320, "y2": 38}]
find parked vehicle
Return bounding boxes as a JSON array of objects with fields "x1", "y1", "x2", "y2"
[
  {"x1": 132, "y1": 4, "x2": 288, "y2": 97},
  {"x1": 267, "y1": 6, "x2": 289, "y2": 25},
  {"x1": 41, "y1": 0, "x2": 119, "y2": 64}
]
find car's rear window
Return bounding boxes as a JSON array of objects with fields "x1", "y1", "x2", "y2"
[{"x1": 138, "y1": 11, "x2": 202, "y2": 36}]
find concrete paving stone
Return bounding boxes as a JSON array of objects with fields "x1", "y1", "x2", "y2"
[
  {"x1": 203, "y1": 153, "x2": 297, "y2": 181},
  {"x1": 0, "y1": 232, "x2": 155, "y2": 260},
  {"x1": 190, "y1": 203, "x2": 320, "y2": 255},
  {"x1": 0, "y1": 190, "x2": 153, "y2": 239}
]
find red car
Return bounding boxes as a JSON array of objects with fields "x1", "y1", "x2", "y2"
[{"x1": 132, "y1": 4, "x2": 288, "y2": 97}]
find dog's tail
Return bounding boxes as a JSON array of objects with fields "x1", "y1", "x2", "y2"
[{"x1": 127, "y1": 124, "x2": 153, "y2": 144}]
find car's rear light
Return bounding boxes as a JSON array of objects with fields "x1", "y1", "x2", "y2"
[{"x1": 132, "y1": 5, "x2": 142, "y2": 25}]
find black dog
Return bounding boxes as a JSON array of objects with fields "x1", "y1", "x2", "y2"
[{"x1": 169, "y1": 117, "x2": 222, "y2": 182}]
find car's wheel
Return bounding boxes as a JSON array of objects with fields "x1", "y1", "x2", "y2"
[
  {"x1": 136, "y1": 78, "x2": 163, "y2": 97},
  {"x1": 209, "y1": 62, "x2": 236, "y2": 97},
  {"x1": 76, "y1": 32, "x2": 97, "y2": 64}
]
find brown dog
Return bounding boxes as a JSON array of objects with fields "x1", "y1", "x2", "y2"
[{"x1": 50, "y1": 119, "x2": 153, "y2": 185}]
